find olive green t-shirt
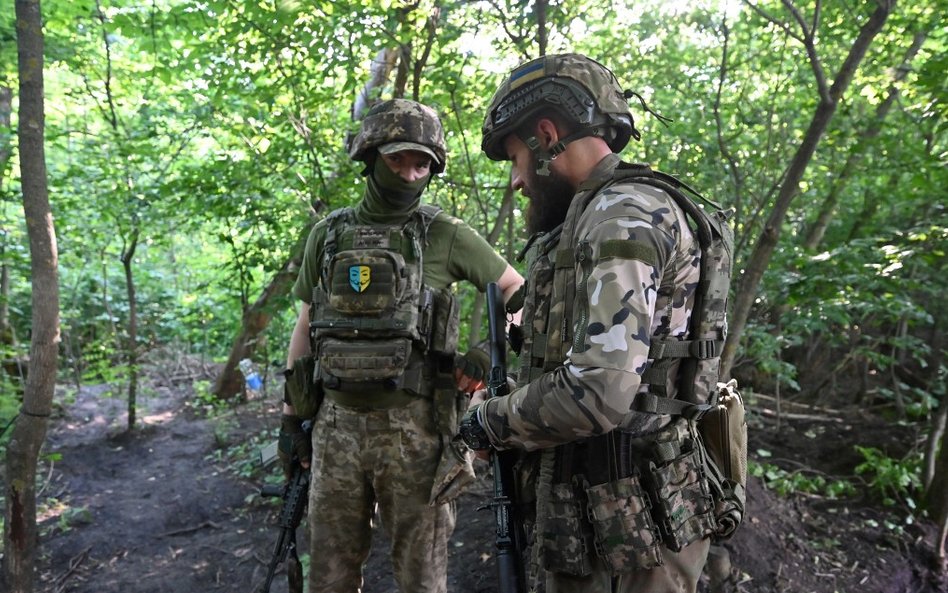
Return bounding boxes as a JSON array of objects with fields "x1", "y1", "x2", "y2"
[{"x1": 293, "y1": 208, "x2": 508, "y2": 303}]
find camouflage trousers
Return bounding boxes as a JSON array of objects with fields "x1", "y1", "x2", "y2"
[
  {"x1": 545, "y1": 537, "x2": 710, "y2": 593},
  {"x1": 307, "y1": 398, "x2": 456, "y2": 593}
]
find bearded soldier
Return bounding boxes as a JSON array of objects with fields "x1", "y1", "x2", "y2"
[
  {"x1": 459, "y1": 54, "x2": 721, "y2": 593},
  {"x1": 280, "y1": 98, "x2": 523, "y2": 593}
]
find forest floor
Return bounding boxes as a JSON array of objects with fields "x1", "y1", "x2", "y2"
[{"x1": 28, "y1": 353, "x2": 947, "y2": 593}]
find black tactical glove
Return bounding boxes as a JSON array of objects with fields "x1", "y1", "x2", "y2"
[
  {"x1": 453, "y1": 347, "x2": 491, "y2": 394},
  {"x1": 458, "y1": 403, "x2": 492, "y2": 451},
  {"x1": 277, "y1": 414, "x2": 312, "y2": 480}
]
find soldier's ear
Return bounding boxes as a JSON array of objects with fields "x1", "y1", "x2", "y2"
[{"x1": 535, "y1": 118, "x2": 560, "y2": 151}]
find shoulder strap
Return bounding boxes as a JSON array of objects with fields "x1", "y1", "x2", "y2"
[
  {"x1": 320, "y1": 207, "x2": 355, "y2": 288},
  {"x1": 543, "y1": 163, "x2": 656, "y2": 364}
]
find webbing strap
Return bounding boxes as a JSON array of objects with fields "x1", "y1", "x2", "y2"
[
  {"x1": 648, "y1": 338, "x2": 724, "y2": 360},
  {"x1": 324, "y1": 364, "x2": 429, "y2": 395},
  {"x1": 634, "y1": 392, "x2": 712, "y2": 420}
]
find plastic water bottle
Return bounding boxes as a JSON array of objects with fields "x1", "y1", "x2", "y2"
[{"x1": 238, "y1": 358, "x2": 263, "y2": 396}]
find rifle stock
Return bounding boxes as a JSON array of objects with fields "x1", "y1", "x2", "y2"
[{"x1": 485, "y1": 282, "x2": 526, "y2": 593}]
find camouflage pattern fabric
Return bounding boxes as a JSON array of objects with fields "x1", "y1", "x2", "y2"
[
  {"x1": 482, "y1": 53, "x2": 635, "y2": 161},
  {"x1": 483, "y1": 153, "x2": 701, "y2": 449},
  {"x1": 478, "y1": 153, "x2": 712, "y2": 593},
  {"x1": 348, "y1": 98, "x2": 447, "y2": 173},
  {"x1": 307, "y1": 398, "x2": 454, "y2": 593},
  {"x1": 544, "y1": 538, "x2": 710, "y2": 593}
]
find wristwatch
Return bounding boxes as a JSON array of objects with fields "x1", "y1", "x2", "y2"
[{"x1": 458, "y1": 404, "x2": 492, "y2": 451}]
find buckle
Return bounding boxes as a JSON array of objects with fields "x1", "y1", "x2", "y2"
[{"x1": 690, "y1": 339, "x2": 718, "y2": 359}]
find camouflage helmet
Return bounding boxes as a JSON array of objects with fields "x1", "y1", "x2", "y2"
[
  {"x1": 348, "y1": 98, "x2": 447, "y2": 174},
  {"x1": 481, "y1": 53, "x2": 635, "y2": 161}
]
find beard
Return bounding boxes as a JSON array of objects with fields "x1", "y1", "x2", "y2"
[{"x1": 525, "y1": 167, "x2": 576, "y2": 235}]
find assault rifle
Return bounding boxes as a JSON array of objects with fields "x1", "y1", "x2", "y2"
[
  {"x1": 485, "y1": 282, "x2": 527, "y2": 593},
  {"x1": 259, "y1": 423, "x2": 311, "y2": 593}
]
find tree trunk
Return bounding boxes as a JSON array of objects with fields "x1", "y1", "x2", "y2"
[
  {"x1": 924, "y1": 392, "x2": 948, "y2": 490},
  {"x1": 3, "y1": 3, "x2": 60, "y2": 593},
  {"x1": 352, "y1": 48, "x2": 398, "y2": 120},
  {"x1": 802, "y1": 29, "x2": 927, "y2": 251},
  {"x1": 213, "y1": 229, "x2": 311, "y2": 399},
  {"x1": 720, "y1": 0, "x2": 896, "y2": 378},
  {"x1": 120, "y1": 228, "x2": 139, "y2": 430},
  {"x1": 928, "y1": 426, "x2": 948, "y2": 567}
]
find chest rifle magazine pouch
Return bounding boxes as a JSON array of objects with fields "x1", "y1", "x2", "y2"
[
  {"x1": 645, "y1": 424, "x2": 716, "y2": 552},
  {"x1": 585, "y1": 473, "x2": 664, "y2": 572},
  {"x1": 542, "y1": 478, "x2": 595, "y2": 576}
]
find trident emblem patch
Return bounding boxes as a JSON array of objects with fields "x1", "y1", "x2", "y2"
[{"x1": 349, "y1": 265, "x2": 371, "y2": 292}]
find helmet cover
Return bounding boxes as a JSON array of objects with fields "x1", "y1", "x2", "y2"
[
  {"x1": 482, "y1": 53, "x2": 634, "y2": 160},
  {"x1": 349, "y1": 99, "x2": 447, "y2": 173}
]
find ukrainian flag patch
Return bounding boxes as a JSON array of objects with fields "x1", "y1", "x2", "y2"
[{"x1": 509, "y1": 60, "x2": 546, "y2": 90}]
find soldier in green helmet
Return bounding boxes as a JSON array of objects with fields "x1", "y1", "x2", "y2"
[
  {"x1": 281, "y1": 98, "x2": 523, "y2": 593},
  {"x1": 460, "y1": 53, "x2": 732, "y2": 592}
]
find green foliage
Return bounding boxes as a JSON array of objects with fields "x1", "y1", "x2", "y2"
[
  {"x1": 0, "y1": 0, "x2": 945, "y2": 426},
  {"x1": 206, "y1": 422, "x2": 276, "y2": 482},
  {"x1": 188, "y1": 380, "x2": 226, "y2": 416},
  {"x1": 749, "y1": 458, "x2": 857, "y2": 499},
  {"x1": 855, "y1": 445, "x2": 923, "y2": 509}
]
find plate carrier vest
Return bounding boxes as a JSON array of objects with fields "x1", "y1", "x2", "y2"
[
  {"x1": 518, "y1": 163, "x2": 745, "y2": 577},
  {"x1": 309, "y1": 205, "x2": 460, "y2": 396}
]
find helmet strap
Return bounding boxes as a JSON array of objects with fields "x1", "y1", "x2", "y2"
[{"x1": 521, "y1": 127, "x2": 605, "y2": 176}]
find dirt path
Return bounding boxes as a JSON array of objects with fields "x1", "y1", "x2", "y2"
[{"x1": 33, "y1": 367, "x2": 946, "y2": 593}]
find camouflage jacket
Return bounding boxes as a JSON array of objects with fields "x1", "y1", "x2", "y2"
[{"x1": 482, "y1": 154, "x2": 701, "y2": 451}]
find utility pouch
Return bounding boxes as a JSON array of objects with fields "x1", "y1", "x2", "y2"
[
  {"x1": 431, "y1": 375, "x2": 464, "y2": 435},
  {"x1": 646, "y1": 440, "x2": 716, "y2": 552},
  {"x1": 428, "y1": 288, "x2": 459, "y2": 355},
  {"x1": 542, "y1": 480, "x2": 595, "y2": 576},
  {"x1": 285, "y1": 354, "x2": 323, "y2": 420},
  {"x1": 319, "y1": 337, "x2": 412, "y2": 382},
  {"x1": 328, "y1": 249, "x2": 405, "y2": 316},
  {"x1": 585, "y1": 474, "x2": 664, "y2": 572}
]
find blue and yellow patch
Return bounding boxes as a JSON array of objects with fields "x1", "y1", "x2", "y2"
[
  {"x1": 349, "y1": 265, "x2": 371, "y2": 292},
  {"x1": 508, "y1": 59, "x2": 546, "y2": 90}
]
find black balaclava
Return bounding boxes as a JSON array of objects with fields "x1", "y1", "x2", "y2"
[{"x1": 354, "y1": 154, "x2": 430, "y2": 225}]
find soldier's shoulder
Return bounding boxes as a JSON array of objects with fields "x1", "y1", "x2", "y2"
[
  {"x1": 429, "y1": 209, "x2": 466, "y2": 229},
  {"x1": 577, "y1": 181, "x2": 680, "y2": 236}
]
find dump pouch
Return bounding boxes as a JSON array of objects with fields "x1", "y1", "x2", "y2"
[
  {"x1": 542, "y1": 479, "x2": 596, "y2": 576},
  {"x1": 585, "y1": 474, "x2": 664, "y2": 572},
  {"x1": 699, "y1": 379, "x2": 747, "y2": 540},
  {"x1": 428, "y1": 434, "x2": 476, "y2": 506},
  {"x1": 284, "y1": 354, "x2": 323, "y2": 420}
]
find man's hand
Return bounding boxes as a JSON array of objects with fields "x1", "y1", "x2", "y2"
[
  {"x1": 468, "y1": 387, "x2": 487, "y2": 409},
  {"x1": 278, "y1": 414, "x2": 312, "y2": 478},
  {"x1": 459, "y1": 389, "x2": 491, "y2": 460},
  {"x1": 454, "y1": 348, "x2": 491, "y2": 394}
]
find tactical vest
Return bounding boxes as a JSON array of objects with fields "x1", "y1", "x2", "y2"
[
  {"x1": 309, "y1": 205, "x2": 460, "y2": 396},
  {"x1": 516, "y1": 162, "x2": 740, "y2": 576}
]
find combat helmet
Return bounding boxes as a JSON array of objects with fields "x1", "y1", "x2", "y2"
[
  {"x1": 481, "y1": 53, "x2": 637, "y2": 164},
  {"x1": 348, "y1": 98, "x2": 447, "y2": 174}
]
